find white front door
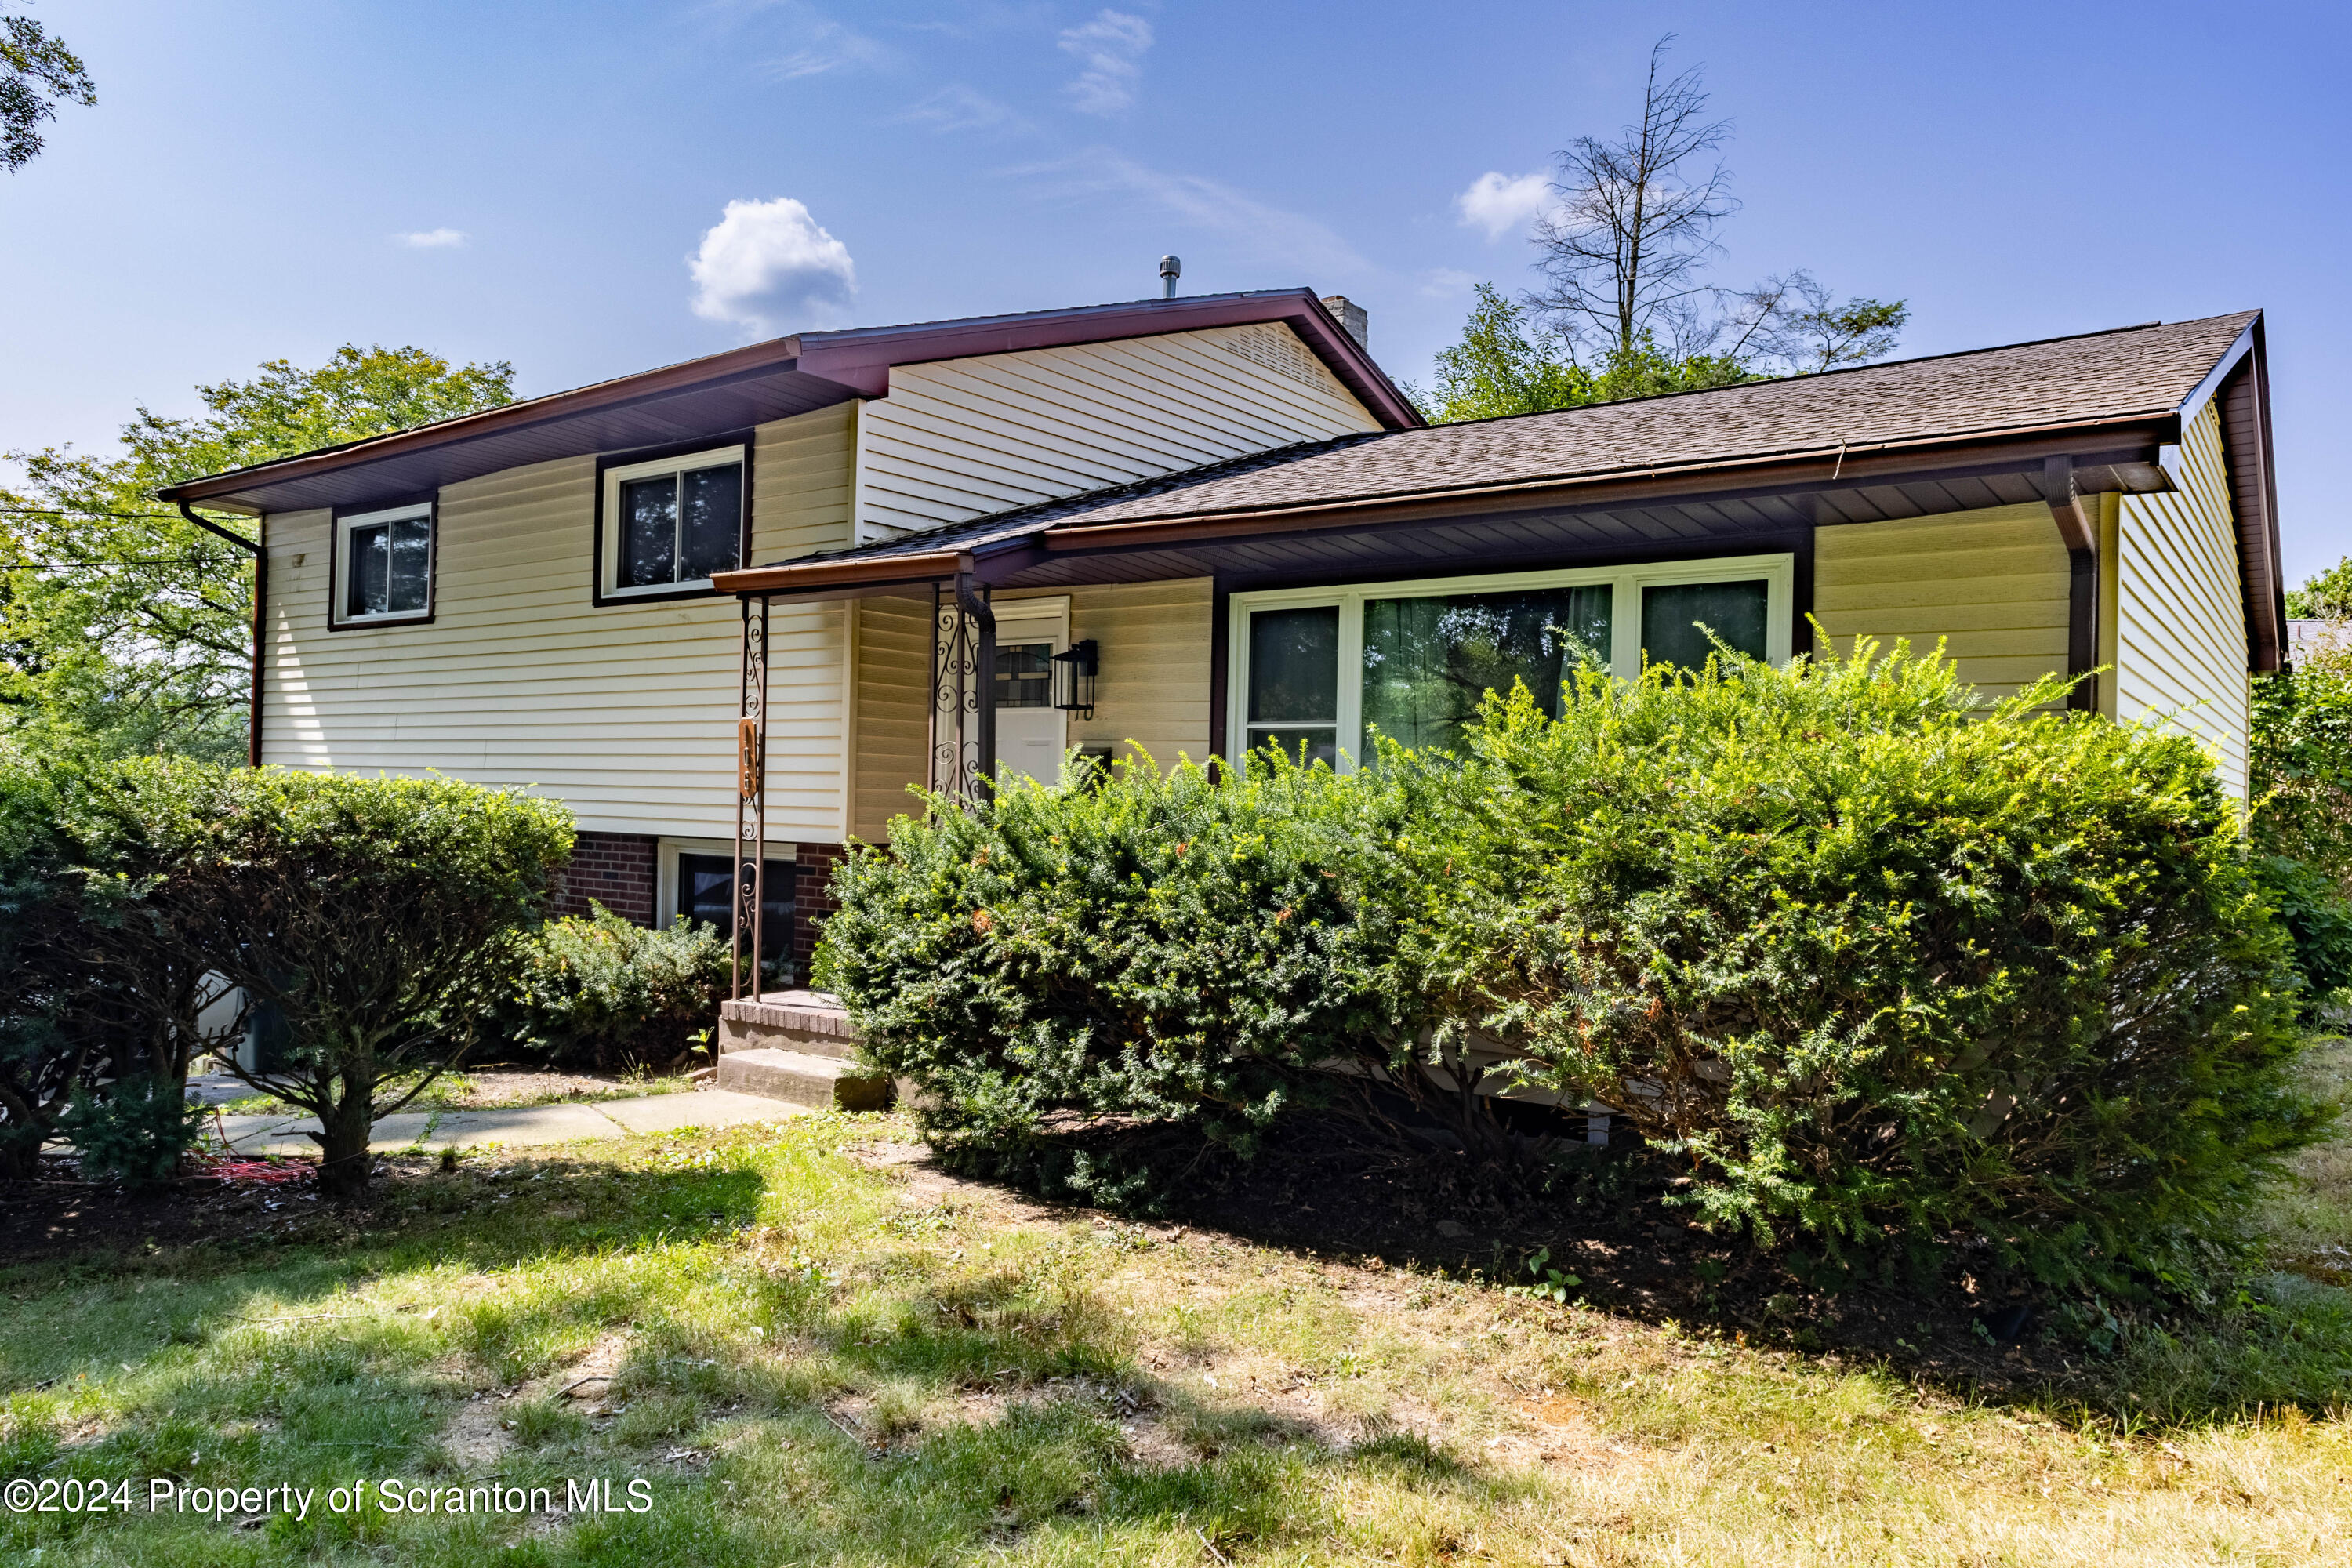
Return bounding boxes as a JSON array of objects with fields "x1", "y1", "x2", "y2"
[{"x1": 993, "y1": 601, "x2": 1069, "y2": 786}]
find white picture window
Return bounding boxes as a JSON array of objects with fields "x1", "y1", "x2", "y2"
[
  {"x1": 334, "y1": 502, "x2": 434, "y2": 626},
  {"x1": 1226, "y1": 553, "x2": 1795, "y2": 771},
  {"x1": 600, "y1": 445, "x2": 746, "y2": 599}
]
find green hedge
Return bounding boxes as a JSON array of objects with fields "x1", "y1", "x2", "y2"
[
  {"x1": 0, "y1": 753, "x2": 573, "y2": 1192},
  {"x1": 494, "y1": 903, "x2": 731, "y2": 1069},
  {"x1": 815, "y1": 750, "x2": 1420, "y2": 1192},
  {"x1": 818, "y1": 644, "x2": 2328, "y2": 1298},
  {"x1": 1391, "y1": 644, "x2": 2324, "y2": 1294}
]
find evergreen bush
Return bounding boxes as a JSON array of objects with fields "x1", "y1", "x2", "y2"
[
  {"x1": 57, "y1": 1075, "x2": 208, "y2": 1187},
  {"x1": 814, "y1": 752, "x2": 1421, "y2": 1196},
  {"x1": 0, "y1": 752, "x2": 82, "y2": 1178},
  {"x1": 1392, "y1": 641, "x2": 2325, "y2": 1295},
  {"x1": 494, "y1": 902, "x2": 730, "y2": 1069},
  {"x1": 182, "y1": 768, "x2": 574, "y2": 1195}
]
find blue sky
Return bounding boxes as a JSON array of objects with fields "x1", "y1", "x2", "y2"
[{"x1": 4, "y1": 1, "x2": 2346, "y2": 576}]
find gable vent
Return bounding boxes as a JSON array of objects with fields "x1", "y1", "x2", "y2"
[{"x1": 1224, "y1": 324, "x2": 1344, "y2": 394}]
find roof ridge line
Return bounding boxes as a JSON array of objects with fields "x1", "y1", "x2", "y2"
[{"x1": 1425, "y1": 310, "x2": 2255, "y2": 433}]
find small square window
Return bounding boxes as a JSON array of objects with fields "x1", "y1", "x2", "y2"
[
  {"x1": 334, "y1": 503, "x2": 434, "y2": 626},
  {"x1": 994, "y1": 642, "x2": 1054, "y2": 710},
  {"x1": 600, "y1": 445, "x2": 746, "y2": 600}
]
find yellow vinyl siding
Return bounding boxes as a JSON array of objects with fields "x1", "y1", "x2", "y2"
[
  {"x1": 2114, "y1": 400, "x2": 2250, "y2": 798},
  {"x1": 848, "y1": 594, "x2": 933, "y2": 843},
  {"x1": 258, "y1": 405, "x2": 856, "y2": 840},
  {"x1": 1812, "y1": 503, "x2": 2072, "y2": 701},
  {"x1": 842, "y1": 579, "x2": 1216, "y2": 839},
  {"x1": 855, "y1": 325, "x2": 1380, "y2": 542},
  {"x1": 1067, "y1": 578, "x2": 1215, "y2": 772}
]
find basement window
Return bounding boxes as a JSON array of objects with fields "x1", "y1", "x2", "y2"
[
  {"x1": 332, "y1": 502, "x2": 434, "y2": 627},
  {"x1": 599, "y1": 445, "x2": 746, "y2": 601}
]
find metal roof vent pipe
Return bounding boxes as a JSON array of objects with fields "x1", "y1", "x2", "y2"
[
  {"x1": 1320, "y1": 295, "x2": 1369, "y2": 350},
  {"x1": 1159, "y1": 255, "x2": 1181, "y2": 299}
]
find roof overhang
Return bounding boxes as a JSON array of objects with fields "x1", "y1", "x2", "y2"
[
  {"x1": 154, "y1": 290, "x2": 1420, "y2": 517},
  {"x1": 718, "y1": 320, "x2": 2291, "y2": 678},
  {"x1": 714, "y1": 416, "x2": 2183, "y2": 596}
]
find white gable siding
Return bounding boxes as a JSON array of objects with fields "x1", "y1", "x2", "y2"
[
  {"x1": 854, "y1": 323, "x2": 1381, "y2": 543},
  {"x1": 2114, "y1": 399, "x2": 2250, "y2": 798},
  {"x1": 257, "y1": 403, "x2": 857, "y2": 840}
]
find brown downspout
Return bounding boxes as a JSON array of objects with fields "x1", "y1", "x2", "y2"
[
  {"x1": 175, "y1": 502, "x2": 264, "y2": 766},
  {"x1": 2041, "y1": 458, "x2": 2100, "y2": 713}
]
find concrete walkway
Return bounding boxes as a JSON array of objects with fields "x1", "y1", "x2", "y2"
[{"x1": 202, "y1": 1087, "x2": 806, "y2": 1157}]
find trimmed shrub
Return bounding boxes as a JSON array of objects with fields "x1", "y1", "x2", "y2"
[
  {"x1": 183, "y1": 768, "x2": 575, "y2": 1195},
  {"x1": 814, "y1": 752, "x2": 1421, "y2": 1193},
  {"x1": 1392, "y1": 642, "x2": 2326, "y2": 1295},
  {"x1": 494, "y1": 903, "x2": 730, "y2": 1069}
]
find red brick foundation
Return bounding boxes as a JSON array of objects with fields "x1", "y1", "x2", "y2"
[
  {"x1": 793, "y1": 842, "x2": 848, "y2": 975},
  {"x1": 551, "y1": 831, "x2": 659, "y2": 924}
]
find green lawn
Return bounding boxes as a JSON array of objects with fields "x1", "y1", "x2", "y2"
[{"x1": 3, "y1": 1109, "x2": 2348, "y2": 1566}]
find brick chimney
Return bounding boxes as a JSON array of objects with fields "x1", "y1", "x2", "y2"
[{"x1": 1319, "y1": 295, "x2": 1369, "y2": 350}]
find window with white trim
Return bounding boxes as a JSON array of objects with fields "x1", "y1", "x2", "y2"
[
  {"x1": 334, "y1": 502, "x2": 434, "y2": 626},
  {"x1": 599, "y1": 445, "x2": 746, "y2": 598},
  {"x1": 1227, "y1": 554, "x2": 1794, "y2": 770}
]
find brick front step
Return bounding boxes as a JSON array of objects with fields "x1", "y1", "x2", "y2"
[
  {"x1": 717, "y1": 1047, "x2": 891, "y2": 1112},
  {"x1": 718, "y1": 989, "x2": 858, "y2": 1062}
]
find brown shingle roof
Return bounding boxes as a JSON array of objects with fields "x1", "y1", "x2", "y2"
[{"x1": 769, "y1": 310, "x2": 2256, "y2": 570}]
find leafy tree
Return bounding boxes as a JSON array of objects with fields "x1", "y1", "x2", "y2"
[
  {"x1": 1414, "y1": 285, "x2": 1595, "y2": 422},
  {"x1": 1412, "y1": 285, "x2": 1750, "y2": 423},
  {"x1": 1737, "y1": 270, "x2": 1910, "y2": 373},
  {"x1": 2285, "y1": 555, "x2": 2352, "y2": 620},
  {"x1": 2, "y1": 346, "x2": 515, "y2": 760},
  {"x1": 2, "y1": 12, "x2": 93, "y2": 173}
]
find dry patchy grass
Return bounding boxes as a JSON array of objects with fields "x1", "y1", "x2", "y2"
[{"x1": 2, "y1": 1112, "x2": 2347, "y2": 1566}]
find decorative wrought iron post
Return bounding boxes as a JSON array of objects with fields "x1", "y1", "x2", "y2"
[
  {"x1": 929, "y1": 572, "x2": 996, "y2": 803},
  {"x1": 731, "y1": 594, "x2": 770, "y2": 1000}
]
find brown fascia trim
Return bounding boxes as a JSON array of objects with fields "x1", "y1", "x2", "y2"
[
  {"x1": 714, "y1": 420, "x2": 2173, "y2": 600},
  {"x1": 158, "y1": 291, "x2": 1420, "y2": 509},
  {"x1": 713, "y1": 550, "x2": 975, "y2": 596},
  {"x1": 157, "y1": 341, "x2": 815, "y2": 506},
  {"x1": 1033, "y1": 416, "x2": 2182, "y2": 553},
  {"x1": 790, "y1": 290, "x2": 1421, "y2": 429}
]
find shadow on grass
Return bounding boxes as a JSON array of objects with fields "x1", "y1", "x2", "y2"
[{"x1": 923, "y1": 1105, "x2": 2352, "y2": 1428}]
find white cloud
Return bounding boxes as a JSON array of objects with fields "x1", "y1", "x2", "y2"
[
  {"x1": 1058, "y1": 9, "x2": 1152, "y2": 115},
  {"x1": 892, "y1": 84, "x2": 1029, "y2": 136},
  {"x1": 1456, "y1": 171, "x2": 1553, "y2": 239},
  {"x1": 757, "y1": 12, "x2": 887, "y2": 78},
  {"x1": 396, "y1": 228, "x2": 467, "y2": 249},
  {"x1": 1005, "y1": 150, "x2": 1367, "y2": 280},
  {"x1": 688, "y1": 198, "x2": 856, "y2": 335},
  {"x1": 1418, "y1": 267, "x2": 1478, "y2": 299}
]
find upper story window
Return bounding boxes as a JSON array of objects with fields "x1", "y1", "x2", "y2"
[
  {"x1": 598, "y1": 445, "x2": 746, "y2": 601},
  {"x1": 332, "y1": 502, "x2": 434, "y2": 628}
]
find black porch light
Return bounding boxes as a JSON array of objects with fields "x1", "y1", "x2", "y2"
[{"x1": 1051, "y1": 639, "x2": 1098, "y2": 720}]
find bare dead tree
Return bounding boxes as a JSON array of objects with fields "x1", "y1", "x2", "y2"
[
  {"x1": 1532, "y1": 35, "x2": 1738, "y2": 361},
  {"x1": 1526, "y1": 38, "x2": 1910, "y2": 386}
]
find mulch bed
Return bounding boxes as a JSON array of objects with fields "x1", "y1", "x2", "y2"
[{"x1": 0, "y1": 1152, "x2": 331, "y2": 1264}]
